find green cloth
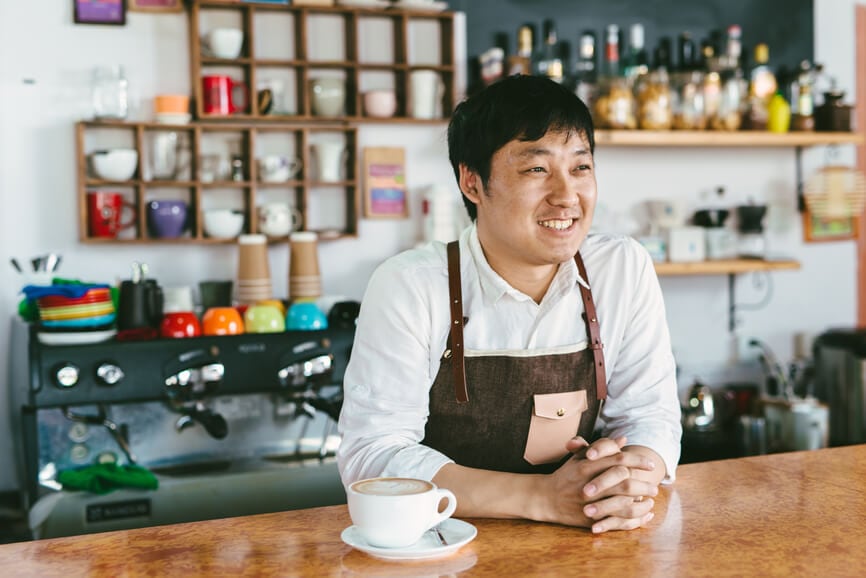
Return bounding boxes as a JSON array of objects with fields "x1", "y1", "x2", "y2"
[{"x1": 57, "y1": 463, "x2": 159, "y2": 495}]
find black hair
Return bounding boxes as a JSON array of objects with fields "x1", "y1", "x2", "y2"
[{"x1": 447, "y1": 74, "x2": 595, "y2": 221}]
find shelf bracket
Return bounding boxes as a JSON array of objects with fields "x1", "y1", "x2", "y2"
[
  {"x1": 728, "y1": 273, "x2": 736, "y2": 333},
  {"x1": 795, "y1": 145, "x2": 805, "y2": 212}
]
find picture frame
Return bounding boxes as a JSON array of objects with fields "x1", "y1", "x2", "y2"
[
  {"x1": 74, "y1": 0, "x2": 127, "y2": 25},
  {"x1": 128, "y1": 0, "x2": 184, "y2": 12},
  {"x1": 802, "y1": 209, "x2": 860, "y2": 242},
  {"x1": 363, "y1": 147, "x2": 408, "y2": 219}
]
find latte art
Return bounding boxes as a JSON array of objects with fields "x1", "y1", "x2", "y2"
[{"x1": 352, "y1": 477, "x2": 433, "y2": 496}]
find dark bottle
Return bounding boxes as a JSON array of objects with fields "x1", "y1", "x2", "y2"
[
  {"x1": 677, "y1": 32, "x2": 697, "y2": 72},
  {"x1": 533, "y1": 19, "x2": 562, "y2": 80},
  {"x1": 573, "y1": 30, "x2": 598, "y2": 108},
  {"x1": 623, "y1": 23, "x2": 649, "y2": 81},
  {"x1": 653, "y1": 36, "x2": 673, "y2": 72},
  {"x1": 602, "y1": 24, "x2": 621, "y2": 77}
]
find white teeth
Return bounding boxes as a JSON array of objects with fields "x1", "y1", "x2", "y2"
[{"x1": 539, "y1": 219, "x2": 573, "y2": 230}]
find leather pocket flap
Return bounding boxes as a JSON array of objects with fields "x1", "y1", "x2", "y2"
[{"x1": 533, "y1": 390, "x2": 587, "y2": 420}]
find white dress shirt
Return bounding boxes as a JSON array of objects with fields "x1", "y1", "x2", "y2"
[{"x1": 337, "y1": 224, "x2": 682, "y2": 486}]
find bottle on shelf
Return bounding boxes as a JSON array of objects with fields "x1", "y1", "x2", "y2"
[
  {"x1": 623, "y1": 23, "x2": 649, "y2": 82},
  {"x1": 790, "y1": 60, "x2": 815, "y2": 131},
  {"x1": 593, "y1": 24, "x2": 637, "y2": 129},
  {"x1": 572, "y1": 30, "x2": 598, "y2": 108},
  {"x1": 746, "y1": 43, "x2": 778, "y2": 130},
  {"x1": 533, "y1": 19, "x2": 562, "y2": 81},
  {"x1": 701, "y1": 41, "x2": 722, "y2": 124},
  {"x1": 507, "y1": 25, "x2": 534, "y2": 76},
  {"x1": 671, "y1": 31, "x2": 706, "y2": 130}
]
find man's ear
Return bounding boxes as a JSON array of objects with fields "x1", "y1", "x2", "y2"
[{"x1": 458, "y1": 164, "x2": 481, "y2": 205}]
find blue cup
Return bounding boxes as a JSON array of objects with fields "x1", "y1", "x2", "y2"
[{"x1": 286, "y1": 300, "x2": 328, "y2": 331}]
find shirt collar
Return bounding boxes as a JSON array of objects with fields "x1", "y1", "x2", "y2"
[{"x1": 464, "y1": 224, "x2": 591, "y2": 306}]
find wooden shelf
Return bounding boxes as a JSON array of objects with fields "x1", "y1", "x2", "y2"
[
  {"x1": 655, "y1": 259, "x2": 801, "y2": 276},
  {"x1": 596, "y1": 130, "x2": 863, "y2": 148}
]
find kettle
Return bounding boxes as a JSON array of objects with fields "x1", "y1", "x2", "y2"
[{"x1": 683, "y1": 380, "x2": 716, "y2": 431}]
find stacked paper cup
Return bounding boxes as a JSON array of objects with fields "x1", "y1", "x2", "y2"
[
  {"x1": 237, "y1": 234, "x2": 273, "y2": 304},
  {"x1": 289, "y1": 231, "x2": 322, "y2": 300}
]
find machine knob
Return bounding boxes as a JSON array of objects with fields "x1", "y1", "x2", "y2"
[
  {"x1": 96, "y1": 363, "x2": 124, "y2": 386},
  {"x1": 54, "y1": 364, "x2": 80, "y2": 388}
]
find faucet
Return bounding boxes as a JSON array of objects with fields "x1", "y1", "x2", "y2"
[{"x1": 749, "y1": 339, "x2": 794, "y2": 400}]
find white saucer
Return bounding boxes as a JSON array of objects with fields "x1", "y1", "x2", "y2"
[
  {"x1": 341, "y1": 518, "x2": 476, "y2": 560},
  {"x1": 337, "y1": 0, "x2": 390, "y2": 8},
  {"x1": 37, "y1": 329, "x2": 117, "y2": 346},
  {"x1": 394, "y1": 0, "x2": 448, "y2": 11},
  {"x1": 155, "y1": 113, "x2": 192, "y2": 125}
]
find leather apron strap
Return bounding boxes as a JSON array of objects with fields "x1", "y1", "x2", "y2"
[
  {"x1": 445, "y1": 241, "x2": 607, "y2": 403},
  {"x1": 574, "y1": 253, "x2": 607, "y2": 400},
  {"x1": 446, "y1": 241, "x2": 469, "y2": 403}
]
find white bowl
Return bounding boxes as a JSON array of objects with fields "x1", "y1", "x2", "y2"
[
  {"x1": 203, "y1": 209, "x2": 245, "y2": 239},
  {"x1": 90, "y1": 149, "x2": 138, "y2": 181}
]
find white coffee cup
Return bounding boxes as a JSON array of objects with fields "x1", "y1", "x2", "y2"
[
  {"x1": 311, "y1": 142, "x2": 347, "y2": 182},
  {"x1": 410, "y1": 70, "x2": 445, "y2": 119},
  {"x1": 257, "y1": 202, "x2": 302, "y2": 237},
  {"x1": 206, "y1": 28, "x2": 244, "y2": 59},
  {"x1": 347, "y1": 477, "x2": 457, "y2": 549},
  {"x1": 257, "y1": 155, "x2": 302, "y2": 183},
  {"x1": 309, "y1": 78, "x2": 346, "y2": 117}
]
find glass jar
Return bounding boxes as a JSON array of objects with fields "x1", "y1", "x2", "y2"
[
  {"x1": 636, "y1": 69, "x2": 672, "y2": 130},
  {"x1": 593, "y1": 76, "x2": 637, "y2": 129},
  {"x1": 671, "y1": 71, "x2": 706, "y2": 130},
  {"x1": 709, "y1": 72, "x2": 746, "y2": 130},
  {"x1": 91, "y1": 65, "x2": 129, "y2": 120}
]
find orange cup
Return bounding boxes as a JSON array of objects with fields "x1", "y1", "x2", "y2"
[
  {"x1": 202, "y1": 306, "x2": 244, "y2": 336},
  {"x1": 154, "y1": 94, "x2": 190, "y2": 114}
]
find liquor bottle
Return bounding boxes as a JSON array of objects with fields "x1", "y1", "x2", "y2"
[
  {"x1": 573, "y1": 30, "x2": 598, "y2": 108},
  {"x1": 533, "y1": 19, "x2": 561, "y2": 79},
  {"x1": 747, "y1": 43, "x2": 778, "y2": 130},
  {"x1": 791, "y1": 60, "x2": 815, "y2": 131},
  {"x1": 602, "y1": 24, "x2": 621, "y2": 77},
  {"x1": 720, "y1": 25, "x2": 742, "y2": 73},
  {"x1": 623, "y1": 23, "x2": 649, "y2": 81},
  {"x1": 507, "y1": 25, "x2": 534, "y2": 76}
]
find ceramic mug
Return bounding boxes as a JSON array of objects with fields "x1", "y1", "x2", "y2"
[
  {"x1": 311, "y1": 142, "x2": 347, "y2": 182},
  {"x1": 160, "y1": 311, "x2": 202, "y2": 339},
  {"x1": 410, "y1": 70, "x2": 445, "y2": 119},
  {"x1": 257, "y1": 155, "x2": 302, "y2": 183},
  {"x1": 309, "y1": 78, "x2": 346, "y2": 117},
  {"x1": 87, "y1": 191, "x2": 136, "y2": 238},
  {"x1": 244, "y1": 304, "x2": 285, "y2": 333},
  {"x1": 286, "y1": 300, "x2": 328, "y2": 331},
  {"x1": 202, "y1": 75, "x2": 248, "y2": 115},
  {"x1": 202, "y1": 306, "x2": 245, "y2": 336},
  {"x1": 147, "y1": 200, "x2": 189, "y2": 239},
  {"x1": 257, "y1": 202, "x2": 302, "y2": 237},
  {"x1": 347, "y1": 477, "x2": 457, "y2": 549}
]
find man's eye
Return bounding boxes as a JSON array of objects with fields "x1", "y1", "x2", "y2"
[
  {"x1": 527, "y1": 167, "x2": 546, "y2": 173},
  {"x1": 575, "y1": 164, "x2": 592, "y2": 172}
]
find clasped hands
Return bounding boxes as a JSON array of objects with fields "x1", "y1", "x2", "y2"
[{"x1": 548, "y1": 435, "x2": 659, "y2": 533}]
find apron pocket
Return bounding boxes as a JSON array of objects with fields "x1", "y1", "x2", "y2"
[{"x1": 523, "y1": 390, "x2": 588, "y2": 465}]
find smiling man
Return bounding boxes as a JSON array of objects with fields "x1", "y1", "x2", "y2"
[{"x1": 338, "y1": 75, "x2": 681, "y2": 533}]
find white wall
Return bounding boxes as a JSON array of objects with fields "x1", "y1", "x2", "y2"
[{"x1": 0, "y1": 0, "x2": 863, "y2": 492}]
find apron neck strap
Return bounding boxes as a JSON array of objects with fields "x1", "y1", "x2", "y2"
[
  {"x1": 574, "y1": 252, "x2": 607, "y2": 400},
  {"x1": 446, "y1": 241, "x2": 469, "y2": 403}
]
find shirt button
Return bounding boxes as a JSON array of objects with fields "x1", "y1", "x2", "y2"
[{"x1": 556, "y1": 408, "x2": 565, "y2": 417}]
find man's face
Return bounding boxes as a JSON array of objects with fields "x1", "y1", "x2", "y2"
[{"x1": 461, "y1": 129, "x2": 597, "y2": 280}]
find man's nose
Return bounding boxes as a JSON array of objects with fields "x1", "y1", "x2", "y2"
[{"x1": 547, "y1": 169, "x2": 580, "y2": 206}]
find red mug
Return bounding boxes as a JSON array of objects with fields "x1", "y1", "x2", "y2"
[
  {"x1": 160, "y1": 311, "x2": 202, "y2": 339},
  {"x1": 87, "y1": 191, "x2": 137, "y2": 238},
  {"x1": 202, "y1": 75, "x2": 248, "y2": 115}
]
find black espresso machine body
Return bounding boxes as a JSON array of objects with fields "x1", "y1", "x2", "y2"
[{"x1": 9, "y1": 320, "x2": 354, "y2": 537}]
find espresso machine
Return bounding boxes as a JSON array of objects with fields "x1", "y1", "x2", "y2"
[{"x1": 9, "y1": 319, "x2": 354, "y2": 539}]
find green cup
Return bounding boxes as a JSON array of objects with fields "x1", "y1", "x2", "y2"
[{"x1": 243, "y1": 304, "x2": 285, "y2": 333}]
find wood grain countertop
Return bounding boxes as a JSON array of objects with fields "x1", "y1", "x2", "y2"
[{"x1": 2, "y1": 445, "x2": 865, "y2": 577}]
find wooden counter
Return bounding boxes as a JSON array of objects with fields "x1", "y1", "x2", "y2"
[{"x1": 2, "y1": 445, "x2": 865, "y2": 577}]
